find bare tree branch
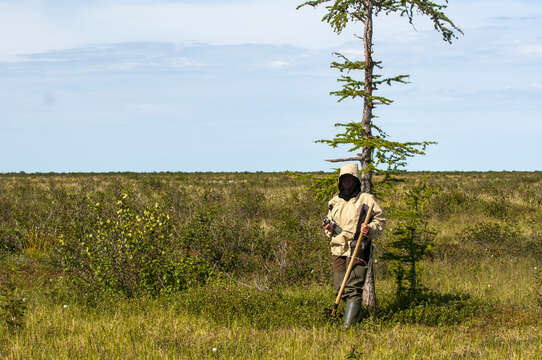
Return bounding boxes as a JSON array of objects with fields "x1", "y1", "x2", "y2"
[
  {"x1": 326, "y1": 157, "x2": 363, "y2": 163},
  {"x1": 325, "y1": 153, "x2": 364, "y2": 162}
]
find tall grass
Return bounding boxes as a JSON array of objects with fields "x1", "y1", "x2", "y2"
[
  {"x1": 1, "y1": 283, "x2": 540, "y2": 359},
  {"x1": 1, "y1": 171, "x2": 541, "y2": 358}
]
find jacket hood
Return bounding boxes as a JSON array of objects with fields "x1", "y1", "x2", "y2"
[{"x1": 339, "y1": 163, "x2": 360, "y2": 180}]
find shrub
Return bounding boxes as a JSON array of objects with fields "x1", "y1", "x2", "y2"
[
  {"x1": 269, "y1": 208, "x2": 326, "y2": 285},
  {"x1": 0, "y1": 225, "x2": 23, "y2": 255},
  {"x1": 480, "y1": 199, "x2": 510, "y2": 220},
  {"x1": 298, "y1": 170, "x2": 339, "y2": 204},
  {"x1": 460, "y1": 221, "x2": 516, "y2": 246},
  {"x1": 180, "y1": 208, "x2": 266, "y2": 274},
  {"x1": 0, "y1": 280, "x2": 27, "y2": 332},
  {"x1": 229, "y1": 185, "x2": 265, "y2": 219},
  {"x1": 385, "y1": 298, "x2": 480, "y2": 326},
  {"x1": 382, "y1": 181, "x2": 436, "y2": 299},
  {"x1": 376, "y1": 290, "x2": 482, "y2": 326},
  {"x1": 55, "y1": 195, "x2": 214, "y2": 298},
  {"x1": 428, "y1": 189, "x2": 468, "y2": 218},
  {"x1": 175, "y1": 280, "x2": 331, "y2": 329}
]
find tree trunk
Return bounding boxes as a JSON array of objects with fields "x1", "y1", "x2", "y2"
[
  {"x1": 361, "y1": 0, "x2": 377, "y2": 310},
  {"x1": 410, "y1": 227, "x2": 417, "y2": 296},
  {"x1": 410, "y1": 260, "x2": 416, "y2": 296},
  {"x1": 362, "y1": 250, "x2": 377, "y2": 309}
]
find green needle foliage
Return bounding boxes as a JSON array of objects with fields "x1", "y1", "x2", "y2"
[
  {"x1": 382, "y1": 181, "x2": 436, "y2": 299},
  {"x1": 297, "y1": 0, "x2": 462, "y2": 193}
]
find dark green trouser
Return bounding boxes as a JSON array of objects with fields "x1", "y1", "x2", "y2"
[{"x1": 333, "y1": 256, "x2": 368, "y2": 303}]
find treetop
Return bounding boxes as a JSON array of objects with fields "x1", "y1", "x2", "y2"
[{"x1": 297, "y1": 0, "x2": 463, "y2": 43}]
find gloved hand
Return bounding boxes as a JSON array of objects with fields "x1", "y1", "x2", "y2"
[
  {"x1": 350, "y1": 224, "x2": 370, "y2": 250},
  {"x1": 322, "y1": 222, "x2": 335, "y2": 232}
]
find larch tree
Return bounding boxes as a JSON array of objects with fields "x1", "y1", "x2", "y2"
[
  {"x1": 297, "y1": 0, "x2": 462, "y2": 309},
  {"x1": 381, "y1": 181, "x2": 436, "y2": 300}
]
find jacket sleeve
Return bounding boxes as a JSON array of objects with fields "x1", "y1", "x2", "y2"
[
  {"x1": 323, "y1": 199, "x2": 334, "y2": 238},
  {"x1": 366, "y1": 195, "x2": 385, "y2": 240}
]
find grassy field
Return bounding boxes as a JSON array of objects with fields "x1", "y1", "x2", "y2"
[{"x1": 1, "y1": 171, "x2": 541, "y2": 359}]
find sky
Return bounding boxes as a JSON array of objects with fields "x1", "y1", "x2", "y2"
[{"x1": 1, "y1": 0, "x2": 541, "y2": 172}]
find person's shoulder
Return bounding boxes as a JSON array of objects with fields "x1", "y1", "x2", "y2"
[
  {"x1": 359, "y1": 192, "x2": 377, "y2": 203},
  {"x1": 328, "y1": 194, "x2": 340, "y2": 204},
  {"x1": 328, "y1": 195, "x2": 340, "y2": 207}
]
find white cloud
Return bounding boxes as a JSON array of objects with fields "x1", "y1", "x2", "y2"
[
  {"x1": 0, "y1": 3, "x2": 76, "y2": 60},
  {"x1": 167, "y1": 57, "x2": 203, "y2": 68},
  {"x1": 338, "y1": 48, "x2": 363, "y2": 56},
  {"x1": 76, "y1": 1, "x2": 344, "y2": 49},
  {"x1": 268, "y1": 60, "x2": 289, "y2": 68},
  {"x1": 0, "y1": 0, "x2": 540, "y2": 60},
  {"x1": 518, "y1": 43, "x2": 542, "y2": 56},
  {"x1": 532, "y1": 82, "x2": 542, "y2": 89},
  {"x1": 0, "y1": 0, "x2": 472, "y2": 58}
]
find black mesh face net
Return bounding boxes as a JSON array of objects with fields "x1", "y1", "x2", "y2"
[{"x1": 338, "y1": 174, "x2": 361, "y2": 201}]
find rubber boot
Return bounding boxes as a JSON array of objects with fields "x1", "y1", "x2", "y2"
[{"x1": 342, "y1": 301, "x2": 362, "y2": 328}]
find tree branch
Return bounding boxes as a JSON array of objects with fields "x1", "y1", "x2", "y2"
[{"x1": 325, "y1": 153, "x2": 364, "y2": 162}]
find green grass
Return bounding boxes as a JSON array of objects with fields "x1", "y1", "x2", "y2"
[
  {"x1": 1, "y1": 282, "x2": 540, "y2": 359},
  {"x1": 1, "y1": 171, "x2": 542, "y2": 358}
]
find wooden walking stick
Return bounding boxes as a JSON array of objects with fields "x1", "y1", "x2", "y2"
[{"x1": 331, "y1": 203, "x2": 374, "y2": 317}]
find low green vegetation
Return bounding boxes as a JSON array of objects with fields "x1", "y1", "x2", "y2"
[
  {"x1": 1, "y1": 171, "x2": 541, "y2": 358},
  {"x1": 56, "y1": 195, "x2": 214, "y2": 298},
  {"x1": 381, "y1": 180, "x2": 436, "y2": 299}
]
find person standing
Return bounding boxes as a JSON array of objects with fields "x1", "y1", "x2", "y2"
[{"x1": 322, "y1": 163, "x2": 385, "y2": 327}]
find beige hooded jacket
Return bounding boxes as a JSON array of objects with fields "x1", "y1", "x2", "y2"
[{"x1": 324, "y1": 163, "x2": 386, "y2": 257}]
